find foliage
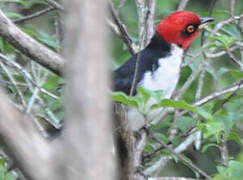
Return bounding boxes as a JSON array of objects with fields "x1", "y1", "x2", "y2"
[
  {"x1": 0, "y1": 0, "x2": 242, "y2": 179},
  {"x1": 0, "y1": 158, "x2": 16, "y2": 180}
]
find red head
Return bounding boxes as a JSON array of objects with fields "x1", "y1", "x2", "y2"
[{"x1": 158, "y1": 11, "x2": 213, "y2": 50}]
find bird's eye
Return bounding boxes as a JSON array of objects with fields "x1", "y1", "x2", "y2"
[{"x1": 186, "y1": 25, "x2": 195, "y2": 33}]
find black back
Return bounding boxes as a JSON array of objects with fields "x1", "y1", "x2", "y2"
[{"x1": 113, "y1": 32, "x2": 171, "y2": 95}]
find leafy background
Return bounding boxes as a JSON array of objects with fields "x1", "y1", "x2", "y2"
[{"x1": 0, "y1": 0, "x2": 242, "y2": 179}]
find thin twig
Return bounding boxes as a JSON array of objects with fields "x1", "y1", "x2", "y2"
[
  {"x1": 134, "y1": 130, "x2": 147, "y2": 168},
  {"x1": 205, "y1": 45, "x2": 240, "y2": 58},
  {"x1": 144, "y1": 131, "x2": 198, "y2": 175},
  {"x1": 148, "y1": 177, "x2": 199, "y2": 180},
  {"x1": 175, "y1": 60, "x2": 205, "y2": 100},
  {"x1": 44, "y1": 0, "x2": 64, "y2": 10},
  {"x1": 118, "y1": 0, "x2": 128, "y2": 9},
  {"x1": 147, "y1": 128, "x2": 212, "y2": 180},
  {"x1": 181, "y1": 50, "x2": 203, "y2": 68},
  {"x1": 109, "y1": 2, "x2": 136, "y2": 55},
  {"x1": 13, "y1": 7, "x2": 55, "y2": 24},
  {"x1": 177, "y1": 0, "x2": 190, "y2": 11},
  {"x1": 130, "y1": 0, "x2": 156, "y2": 95},
  {"x1": 0, "y1": 54, "x2": 59, "y2": 100},
  {"x1": 130, "y1": 52, "x2": 142, "y2": 96},
  {"x1": 226, "y1": 50, "x2": 243, "y2": 70},
  {"x1": 194, "y1": 79, "x2": 243, "y2": 106},
  {"x1": 220, "y1": 132, "x2": 229, "y2": 167},
  {"x1": 0, "y1": 62, "x2": 27, "y2": 107},
  {"x1": 210, "y1": 14, "x2": 243, "y2": 36},
  {"x1": 230, "y1": 0, "x2": 236, "y2": 18}
]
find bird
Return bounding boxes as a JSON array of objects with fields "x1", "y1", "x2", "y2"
[{"x1": 113, "y1": 11, "x2": 214, "y2": 130}]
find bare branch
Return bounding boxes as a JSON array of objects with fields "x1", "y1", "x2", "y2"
[
  {"x1": 0, "y1": 89, "x2": 59, "y2": 180},
  {"x1": 109, "y1": 2, "x2": 136, "y2": 55},
  {"x1": 114, "y1": 103, "x2": 134, "y2": 180},
  {"x1": 144, "y1": 131, "x2": 198, "y2": 175},
  {"x1": 220, "y1": 132, "x2": 229, "y2": 167},
  {"x1": 210, "y1": 14, "x2": 243, "y2": 36},
  {"x1": 145, "y1": 0, "x2": 156, "y2": 44},
  {"x1": 130, "y1": 0, "x2": 156, "y2": 95},
  {"x1": 136, "y1": 0, "x2": 156, "y2": 48},
  {"x1": 13, "y1": 7, "x2": 55, "y2": 24},
  {"x1": 0, "y1": 10, "x2": 64, "y2": 75},
  {"x1": 226, "y1": 50, "x2": 243, "y2": 70},
  {"x1": 175, "y1": 60, "x2": 205, "y2": 100},
  {"x1": 44, "y1": 0, "x2": 64, "y2": 10},
  {"x1": 149, "y1": 177, "x2": 198, "y2": 180},
  {"x1": 118, "y1": 0, "x2": 128, "y2": 9},
  {"x1": 177, "y1": 0, "x2": 190, "y2": 11},
  {"x1": 147, "y1": 128, "x2": 212, "y2": 180},
  {"x1": 194, "y1": 79, "x2": 243, "y2": 106},
  {"x1": 0, "y1": 62, "x2": 27, "y2": 107},
  {"x1": 134, "y1": 130, "x2": 147, "y2": 168},
  {"x1": 230, "y1": 0, "x2": 236, "y2": 17}
]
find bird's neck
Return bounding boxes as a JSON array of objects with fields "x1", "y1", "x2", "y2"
[{"x1": 147, "y1": 32, "x2": 183, "y2": 54}]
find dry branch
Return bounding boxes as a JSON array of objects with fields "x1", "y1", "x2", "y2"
[
  {"x1": 109, "y1": 2, "x2": 136, "y2": 55},
  {"x1": 0, "y1": 89, "x2": 59, "y2": 180},
  {"x1": 13, "y1": 7, "x2": 55, "y2": 24},
  {"x1": 0, "y1": 10, "x2": 64, "y2": 75}
]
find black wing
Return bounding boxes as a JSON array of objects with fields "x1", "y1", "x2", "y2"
[{"x1": 113, "y1": 32, "x2": 171, "y2": 95}]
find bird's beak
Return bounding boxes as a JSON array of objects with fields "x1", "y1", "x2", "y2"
[{"x1": 199, "y1": 17, "x2": 214, "y2": 29}]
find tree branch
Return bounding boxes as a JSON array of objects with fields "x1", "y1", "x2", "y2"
[
  {"x1": 0, "y1": 89, "x2": 59, "y2": 180},
  {"x1": 13, "y1": 6, "x2": 55, "y2": 24},
  {"x1": 44, "y1": 0, "x2": 64, "y2": 10},
  {"x1": 109, "y1": 2, "x2": 136, "y2": 55},
  {"x1": 0, "y1": 10, "x2": 64, "y2": 75},
  {"x1": 177, "y1": 0, "x2": 190, "y2": 11},
  {"x1": 149, "y1": 177, "x2": 198, "y2": 180},
  {"x1": 147, "y1": 128, "x2": 212, "y2": 180}
]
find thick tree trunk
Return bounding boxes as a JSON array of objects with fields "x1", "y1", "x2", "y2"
[
  {"x1": 62, "y1": 0, "x2": 116, "y2": 180},
  {"x1": 0, "y1": 1, "x2": 115, "y2": 179}
]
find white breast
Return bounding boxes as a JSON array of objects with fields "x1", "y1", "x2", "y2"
[
  {"x1": 139, "y1": 44, "x2": 183, "y2": 98},
  {"x1": 128, "y1": 45, "x2": 183, "y2": 131}
]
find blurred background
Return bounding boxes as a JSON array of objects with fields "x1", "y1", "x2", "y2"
[{"x1": 0, "y1": 0, "x2": 243, "y2": 179}]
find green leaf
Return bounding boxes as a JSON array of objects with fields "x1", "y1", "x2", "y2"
[
  {"x1": 144, "y1": 89, "x2": 164, "y2": 103},
  {"x1": 112, "y1": 91, "x2": 139, "y2": 108},
  {"x1": 229, "y1": 70, "x2": 243, "y2": 80},
  {"x1": 201, "y1": 143, "x2": 219, "y2": 153},
  {"x1": 177, "y1": 116, "x2": 195, "y2": 133},
  {"x1": 137, "y1": 87, "x2": 151, "y2": 112},
  {"x1": 5, "y1": 12, "x2": 23, "y2": 19},
  {"x1": 144, "y1": 144, "x2": 153, "y2": 153},
  {"x1": 152, "y1": 99, "x2": 196, "y2": 111},
  {"x1": 221, "y1": 25, "x2": 241, "y2": 39},
  {"x1": 151, "y1": 122, "x2": 171, "y2": 130},
  {"x1": 209, "y1": 35, "x2": 237, "y2": 49},
  {"x1": 201, "y1": 122, "x2": 223, "y2": 142},
  {"x1": 36, "y1": 31, "x2": 60, "y2": 49},
  {"x1": 5, "y1": 172, "x2": 16, "y2": 180},
  {"x1": 138, "y1": 86, "x2": 151, "y2": 104},
  {"x1": 152, "y1": 99, "x2": 214, "y2": 121},
  {"x1": 154, "y1": 133, "x2": 170, "y2": 144},
  {"x1": 0, "y1": 37, "x2": 4, "y2": 52},
  {"x1": 228, "y1": 132, "x2": 243, "y2": 145}
]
